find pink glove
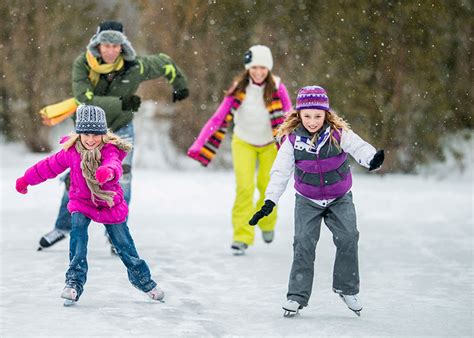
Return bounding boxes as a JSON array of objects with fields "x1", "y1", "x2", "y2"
[
  {"x1": 95, "y1": 166, "x2": 114, "y2": 184},
  {"x1": 16, "y1": 177, "x2": 29, "y2": 194}
]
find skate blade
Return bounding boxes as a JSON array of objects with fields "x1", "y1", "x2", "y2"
[
  {"x1": 232, "y1": 249, "x2": 245, "y2": 256},
  {"x1": 148, "y1": 295, "x2": 165, "y2": 303},
  {"x1": 148, "y1": 298, "x2": 165, "y2": 303},
  {"x1": 63, "y1": 299, "x2": 76, "y2": 307},
  {"x1": 283, "y1": 310, "x2": 299, "y2": 318},
  {"x1": 37, "y1": 247, "x2": 43, "y2": 251},
  {"x1": 352, "y1": 309, "x2": 361, "y2": 317}
]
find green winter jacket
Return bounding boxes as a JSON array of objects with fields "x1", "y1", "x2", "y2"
[{"x1": 72, "y1": 52, "x2": 188, "y2": 131}]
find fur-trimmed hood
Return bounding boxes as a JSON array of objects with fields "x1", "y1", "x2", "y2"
[{"x1": 87, "y1": 29, "x2": 136, "y2": 61}]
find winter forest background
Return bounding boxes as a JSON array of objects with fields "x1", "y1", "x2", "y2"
[
  {"x1": 0, "y1": 1, "x2": 473, "y2": 337},
  {"x1": 0, "y1": 0, "x2": 472, "y2": 172}
]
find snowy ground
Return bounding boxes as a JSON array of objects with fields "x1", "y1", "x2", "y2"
[{"x1": 0, "y1": 142, "x2": 473, "y2": 337}]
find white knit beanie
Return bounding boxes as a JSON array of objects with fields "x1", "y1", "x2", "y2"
[{"x1": 244, "y1": 45, "x2": 273, "y2": 71}]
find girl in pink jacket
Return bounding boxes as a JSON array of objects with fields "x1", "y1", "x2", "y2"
[{"x1": 15, "y1": 105, "x2": 163, "y2": 306}]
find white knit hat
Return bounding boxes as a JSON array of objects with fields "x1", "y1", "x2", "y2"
[{"x1": 244, "y1": 45, "x2": 273, "y2": 71}]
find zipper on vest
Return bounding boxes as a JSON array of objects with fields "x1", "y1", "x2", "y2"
[{"x1": 316, "y1": 153, "x2": 327, "y2": 200}]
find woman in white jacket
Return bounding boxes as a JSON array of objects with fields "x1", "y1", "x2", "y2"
[{"x1": 249, "y1": 85, "x2": 384, "y2": 317}]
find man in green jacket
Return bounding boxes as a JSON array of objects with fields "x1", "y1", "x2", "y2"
[{"x1": 37, "y1": 21, "x2": 189, "y2": 252}]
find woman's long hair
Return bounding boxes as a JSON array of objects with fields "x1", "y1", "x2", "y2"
[
  {"x1": 225, "y1": 69, "x2": 276, "y2": 106},
  {"x1": 62, "y1": 131, "x2": 132, "y2": 206},
  {"x1": 277, "y1": 109, "x2": 351, "y2": 146}
]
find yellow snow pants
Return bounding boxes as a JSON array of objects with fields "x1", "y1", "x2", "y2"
[{"x1": 231, "y1": 135, "x2": 278, "y2": 245}]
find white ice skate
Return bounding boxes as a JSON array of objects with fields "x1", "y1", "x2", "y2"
[
  {"x1": 231, "y1": 241, "x2": 248, "y2": 256},
  {"x1": 335, "y1": 290, "x2": 362, "y2": 316},
  {"x1": 282, "y1": 299, "x2": 303, "y2": 318},
  {"x1": 61, "y1": 287, "x2": 78, "y2": 307},
  {"x1": 147, "y1": 286, "x2": 165, "y2": 303}
]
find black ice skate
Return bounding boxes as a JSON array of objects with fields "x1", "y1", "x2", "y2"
[{"x1": 37, "y1": 229, "x2": 67, "y2": 251}]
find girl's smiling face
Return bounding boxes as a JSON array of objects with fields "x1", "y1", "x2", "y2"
[
  {"x1": 80, "y1": 134, "x2": 103, "y2": 150},
  {"x1": 300, "y1": 109, "x2": 326, "y2": 134},
  {"x1": 248, "y1": 66, "x2": 269, "y2": 84}
]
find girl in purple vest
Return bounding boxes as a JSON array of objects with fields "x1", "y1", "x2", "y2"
[
  {"x1": 249, "y1": 86, "x2": 384, "y2": 317},
  {"x1": 15, "y1": 105, "x2": 164, "y2": 306}
]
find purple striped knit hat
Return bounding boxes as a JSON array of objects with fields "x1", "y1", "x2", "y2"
[{"x1": 295, "y1": 86, "x2": 330, "y2": 111}]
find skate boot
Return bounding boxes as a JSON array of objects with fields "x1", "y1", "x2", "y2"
[
  {"x1": 110, "y1": 245, "x2": 118, "y2": 255},
  {"x1": 334, "y1": 290, "x2": 362, "y2": 316},
  {"x1": 282, "y1": 299, "x2": 303, "y2": 318},
  {"x1": 147, "y1": 286, "x2": 165, "y2": 302},
  {"x1": 231, "y1": 241, "x2": 248, "y2": 256},
  {"x1": 262, "y1": 230, "x2": 274, "y2": 243},
  {"x1": 61, "y1": 286, "x2": 78, "y2": 307},
  {"x1": 37, "y1": 229, "x2": 67, "y2": 251}
]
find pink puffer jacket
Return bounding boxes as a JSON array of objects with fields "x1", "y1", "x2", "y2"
[{"x1": 23, "y1": 142, "x2": 128, "y2": 224}]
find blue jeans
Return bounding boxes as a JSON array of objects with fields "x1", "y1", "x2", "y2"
[
  {"x1": 55, "y1": 123, "x2": 134, "y2": 232},
  {"x1": 65, "y1": 212, "x2": 156, "y2": 299}
]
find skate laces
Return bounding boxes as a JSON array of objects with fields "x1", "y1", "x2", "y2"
[
  {"x1": 342, "y1": 294, "x2": 362, "y2": 310},
  {"x1": 344, "y1": 294, "x2": 358, "y2": 302}
]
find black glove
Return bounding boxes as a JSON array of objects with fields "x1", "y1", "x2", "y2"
[
  {"x1": 249, "y1": 200, "x2": 276, "y2": 226},
  {"x1": 172, "y1": 88, "x2": 189, "y2": 102},
  {"x1": 121, "y1": 95, "x2": 141, "y2": 111},
  {"x1": 369, "y1": 150, "x2": 385, "y2": 171}
]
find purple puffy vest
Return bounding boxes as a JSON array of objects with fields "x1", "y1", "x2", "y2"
[{"x1": 288, "y1": 126, "x2": 352, "y2": 200}]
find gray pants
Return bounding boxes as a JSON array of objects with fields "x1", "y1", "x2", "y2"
[{"x1": 287, "y1": 192, "x2": 360, "y2": 307}]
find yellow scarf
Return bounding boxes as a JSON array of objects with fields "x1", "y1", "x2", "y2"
[
  {"x1": 86, "y1": 51, "x2": 124, "y2": 87},
  {"x1": 40, "y1": 51, "x2": 124, "y2": 125}
]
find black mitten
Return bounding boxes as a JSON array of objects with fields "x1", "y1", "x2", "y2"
[
  {"x1": 122, "y1": 95, "x2": 141, "y2": 111},
  {"x1": 249, "y1": 200, "x2": 276, "y2": 226},
  {"x1": 369, "y1": 150, "x2": 385, "y2": 171},
  {"x1": 172, "y1": 88, "x2": 189, "y2": 102}
]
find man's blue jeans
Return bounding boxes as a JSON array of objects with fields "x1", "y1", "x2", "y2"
[
  {"x1": 55, "y1": 123, "x2": 134, "y2": 232},
  {"x1": 66, "y1": 212, "x2": 156, "y2": 299}
]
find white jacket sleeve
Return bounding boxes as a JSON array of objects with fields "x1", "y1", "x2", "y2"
[
  {"x1": 265, "y1": 139, "x2": 295, "y2": 204},
  {"x1": 341, "y1": 130, "x2": 377, "y2": 168}
]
